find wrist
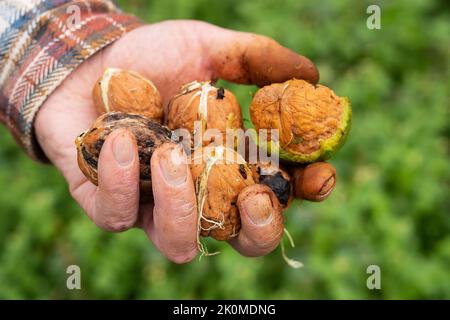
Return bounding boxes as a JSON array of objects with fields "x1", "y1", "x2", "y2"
[
  {"x1": 0, "y1": 0, "x2": 142, "y2": 162},
  {"x1": 35, "y1": 50, "x2": 106, "y2": 163}
]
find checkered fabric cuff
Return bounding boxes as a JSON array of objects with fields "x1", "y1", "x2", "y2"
[{"x1": 0, "y1": 0, "x2": 142, "y2": 162}]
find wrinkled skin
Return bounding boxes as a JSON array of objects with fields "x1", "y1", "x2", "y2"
[{"x1": 35, "y1": 20, "x2": 319, "y2": 263}]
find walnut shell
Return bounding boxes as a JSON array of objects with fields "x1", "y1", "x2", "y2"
[
  {"x1": 292, "y1": 162, "x2": 336, "y2": 202},
  {"x1": 252, "y1": 163, "x2": 293, "y2": 208},
  {"x1": 93, "y1": 68, "x2": 164, "y2": 123},
  {"x1": 167, "y1": 81, "x2": 243, "y2": 147},
  {"x1": 75, "y1": 112, "x2": 172, "y2": 198},
  {"x1": 190, "y1": 147, "x2": 255, "y2": 241},
  {"x1": 250, "y1": 79, "x2": 351, "y2": 163}
]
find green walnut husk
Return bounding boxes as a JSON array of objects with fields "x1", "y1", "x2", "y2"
[{"x1": 249, "y1": 79, "x2": 352, "y2": 163}]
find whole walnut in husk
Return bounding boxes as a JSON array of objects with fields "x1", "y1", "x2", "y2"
[
  {"x1": 252, "y1": 163, "x2": 293, "y2": 208},
  {"x1": 250, "y1": 79, "x2": 351, "y2": 163},
  {"x1": 167, "y1": 81, "x2": 243, "y2": 146},
  {"x1": 75, "y1": 112, "x2": 172, "y2": 197},
  {"x1": 92, "y1": 68, "x2": 164, "y2": 123},
  {"x1": 190, "y1": 146, "x2": 255, "y2": 242}
]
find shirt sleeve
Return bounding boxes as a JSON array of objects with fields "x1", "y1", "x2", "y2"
[{"x1": 0, "y1": 0, "x2": 142, "y2": 162}]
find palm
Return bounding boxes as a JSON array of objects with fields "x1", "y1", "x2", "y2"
[{"x1": 36, "y1": 21, "x2": 221, "y2": 210}]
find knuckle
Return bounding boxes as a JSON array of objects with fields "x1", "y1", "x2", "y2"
[
  {"x1": 253, "y1": 230, "x2": 283, "y2": 254},
  {"x1": 167, "y1": 249, "x2": 197, "y2": 264},
  {"x1": 159, "y1": 236, "x2": 198, "y2": 264},
  {"x1": 100, "y1": 216, "x2": 135, "y2": 233},
  {"x1": 108, "y1": 192, "x2": 137, "y2": 209},
  {"x1": 107, "y1": 178, "x2": 137, "y2": 196},
  {"x1": 235, "y1": 229, "x2": 282, "y2": 257},
  {"x1": 95, "y1": 202, "x2": 137, "y2": 233}
]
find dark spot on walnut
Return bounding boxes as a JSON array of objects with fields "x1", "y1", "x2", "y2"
[
  {"x1": 95, "y1": 138, "x2": 104, "y2": 151},
  {"x1": 239, "y1": 164, "x2": 247, "y2": 180},
  {"x1": 82, "y1": 147, "x2": 98, "y2": 168},
  {"x1": 145, "y1": 140, "x2": 154, "y2": 148},
  {"x1": 127, "y1": 114, "x2": 146, "y2": 120},
  {"x1": 141, "y1": 166, "x2": 151, "y2": 180},
  {"x1": 259, "y1": 172, "x2": 291, "y2": 205},
  {"x1": 104, "y1": 113, "x2": 124, "y2": 122},
  {"x1": 217, "y1": 87, "x2": 225, "y2": 100}
]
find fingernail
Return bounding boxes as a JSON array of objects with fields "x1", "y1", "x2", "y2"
[
  {"x1": 159, "y1": 145, "x2": 187, "y2": 186},
  {"x1": 242, "y1": 192, "x2": 273, "y2": 225},
  {"x1": 112, "y1": 130, "x2": 135, "y2": 167}
]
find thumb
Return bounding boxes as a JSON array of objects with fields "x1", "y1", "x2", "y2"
[{"x1": 205, "y1": 25, "x2": 319, "y2": 86}]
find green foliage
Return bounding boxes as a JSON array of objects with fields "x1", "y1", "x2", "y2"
[{"x1": 0, "y1": 0, "x2": 448, "y2": 299}]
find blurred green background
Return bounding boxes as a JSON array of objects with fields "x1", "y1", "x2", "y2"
[{"x1": 0, "y1": 0, "x2": 449, "y2": 299}]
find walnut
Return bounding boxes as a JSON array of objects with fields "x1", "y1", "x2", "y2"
[
  {"x1": 92, "y1": 68, "x2": 164, "y2": 123},
  {"x1": 190, "y1": 146, "x2": 255, "y2": 244},
  {"x1": 250, "y1": 79, "x2": 351, "y2": 163},
  {"x1": 75, "y1": 112, "x2": 172, "y2": 199},
  {"x1": 292, "y1": 162, "x2": 336, "y2": 202},
  {"x1": 167, "y1": 81, "x2": 243, "y2": 147}
]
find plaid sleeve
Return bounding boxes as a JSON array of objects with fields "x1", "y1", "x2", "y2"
[{"x1": 0, "y1": 0, "x2": 142, "y2": 162}]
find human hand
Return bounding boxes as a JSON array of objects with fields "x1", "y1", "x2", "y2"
[{"x1": 35, "y1": 20, "x2": 319, "y2": 263}]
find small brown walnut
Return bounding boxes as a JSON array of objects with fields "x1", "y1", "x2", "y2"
[
  {"x1": 292, "y1": 162, "x2": 336, "y2": 202},
  {"x1": 190, "y1": 146, "x2": 255, "y2": 241},
  {"x1": 167, "y1": 81, "x2": 243, "y2": 146},
  {"x1": 93, "y1": 68, "x2": 164, "y2": 123},
  {"x1": 75, "y1": 112, "x2": 172, "y2": 199}
]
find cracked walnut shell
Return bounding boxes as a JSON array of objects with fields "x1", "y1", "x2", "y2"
[{"x1": 75, "y1": 112, "x2": 172, "y2": 198}]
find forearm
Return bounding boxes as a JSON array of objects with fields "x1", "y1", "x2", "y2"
[{"x1": 0, "y1": 0, "x2": 141, "y2": 161}]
